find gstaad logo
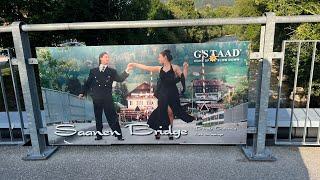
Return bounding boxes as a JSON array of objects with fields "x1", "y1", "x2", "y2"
[
  {"x1": 193, "y1": 49, "x2": 241, "y2": 59},
  {"x1": 193, "y1": 49, "x2": 242, "y2": 63}
]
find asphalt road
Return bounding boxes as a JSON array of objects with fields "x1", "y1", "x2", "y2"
[{"x1": 0, "y1": 145, "x2": 319, "y2": 180}]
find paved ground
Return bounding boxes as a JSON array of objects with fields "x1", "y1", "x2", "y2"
[{"x1": 0, "y1": 145, "x2": 319, "y2": 180}]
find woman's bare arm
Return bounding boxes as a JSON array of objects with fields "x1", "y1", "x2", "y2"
[
  {"x1": 172, "y1": 62, "x2": 189, "y2": 78},
  {"x1": 130, "y1": 63, "x2": 161, "y2": 73},
  {"x1": 182, "y1": 62, "x2": 188, "y2": 80},
  {"x1": 173, "y1": 64, "x2": 182, "y2": 77}
]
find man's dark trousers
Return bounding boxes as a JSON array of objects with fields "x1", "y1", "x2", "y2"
[
  {"x1": 93, "y1": 95, "x2": 122, "y2": 138},
  {"x1": 80, "y1": 66, "x2": 129, "y2": 139}
]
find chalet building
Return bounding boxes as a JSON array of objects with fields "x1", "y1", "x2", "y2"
[
  {"x1": 126, "y1": 82, "x2": 158, "y2": 111},
  {"x1": 193, "y1": 79, "x2": 224, "y2": 101},
  {"x1": 119, "y1": 82, "x2": 157, "y2": 121}
]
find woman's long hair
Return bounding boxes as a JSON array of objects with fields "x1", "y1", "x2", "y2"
[{"x1": 160, "y1": 49, "x2": 173, "y2": 62}]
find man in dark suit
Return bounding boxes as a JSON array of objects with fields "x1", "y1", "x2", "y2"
[{"x1": 79, "y1": 52, "x2": 132, "y2": 140}]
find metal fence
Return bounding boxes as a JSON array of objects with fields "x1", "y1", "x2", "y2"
[
  {"x1": 41, "y1": 88, "x2": 94, "y2": 124},
  {"x1": 0, "y1": 12, "x2": 319, "y2": 160},
  {"x1": 224, "y1": 103, "x2": 248, "y2": 124},
  {"x1": 0, "y1": 49, "x2": 26, "y2": 145},
  {"x1": 275, "y1": 40, "x2": 320, "y2": 146}
]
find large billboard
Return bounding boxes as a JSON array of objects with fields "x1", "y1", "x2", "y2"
[{"x1": 36, "y1": 41, "x2": 249, "y2": 145}]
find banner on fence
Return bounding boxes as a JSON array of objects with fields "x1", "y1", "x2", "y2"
[{"x1": 36, "y1": 41, "x2": 249, "y2": 145}]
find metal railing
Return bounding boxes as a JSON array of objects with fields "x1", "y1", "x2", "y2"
[
  {"x1": 275, "y1": 40, "x2": 320, "y2": 145},
  {"x1": 224, "y1": 103, "x2": 248, "y2": 124},
  {"x1": 41, "y1": 88, "x2": 94, "y2": 124},
  {"x1": 1, "y1": 15, "x2": 320, "y2": 33},
  {"x1": 0, "y1": 12, "x2": 319, "y2": 160},
  {"x1": 0, "y1": 49, "x2": 26, "y2": 145}
]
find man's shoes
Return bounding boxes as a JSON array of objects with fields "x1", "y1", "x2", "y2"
[
  {"x1": 168, "y1": 135, "x2": 174, "y2": 140},
  {"x1": 117, "y1": 136, "x2": 124, "y2": 141},
  {"x1": 116, "y1": 135, "x2": 124, "y2": 141},
  {"x1": 155, "y1": 132, "x2": 160, "y2": 140},
  {"x1": 95, "y1": 136, "x2": 103, "y2": 140}
]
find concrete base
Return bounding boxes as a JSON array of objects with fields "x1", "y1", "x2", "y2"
[
  {"x1": 241, "y1": 145, "x2": 276, "y2": 161},
  {"x1": 22, "y1": 146, "x2": 58, "y2": 161}
]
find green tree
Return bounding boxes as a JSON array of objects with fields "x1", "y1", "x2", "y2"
[
  {"x1": 257, "y1": 0, "x2": 320, "y2": 107},
  {"x1": 37, "y1": 48, "x2": 79, "y2": 91},
  {"x1": 167, "y1": 0, "x2": 209, "y2": 42},
  {"x1": 113, "y1": 82, "x2": 129, "y2": 106}
]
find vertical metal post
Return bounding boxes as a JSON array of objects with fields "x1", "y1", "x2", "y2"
[
  {"x1": 252, "y1": 58, "x2": 263, "y2": 151},
  {"x1": 11, "y1": 21, "x2": 57, "y2": 160},
  {"x1": 252, "y1": 25, "x2": 266, "y2": 150},
  {"x1": 0, "y1": 65, "x2": 13, "y2": 141},
  {"x1": 8, "y1": 49, "x2": 26, "y2": 142},
  {"x1": 302, "y1": 42, "x2": 317, "y2": 143},
  {"x1": 274, "y1": 41, "x2": 287, "y2": 143},
  {"x1": 288, "y1": 42, "x2": 301, "y2": 141},
  {"x1": 242, "y1": 13, "x2": 276, "y2": 161}
]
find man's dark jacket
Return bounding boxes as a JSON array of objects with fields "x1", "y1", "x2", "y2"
[{"x1": 80, "y1": 67, "x2": 129, "y2": 100}]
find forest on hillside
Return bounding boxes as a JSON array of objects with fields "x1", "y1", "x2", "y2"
[{"x1": 0, "y1": 0, "x2": 319, "y2": 111}]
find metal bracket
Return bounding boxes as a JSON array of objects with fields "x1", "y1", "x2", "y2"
[
  {"x1": 272, "y1": 52, "x2": 284, "y2": 59},
  {"x1": 11, "y1": 58, "x2": 38, "y2": 65},
  {"x1": 23, "y1": 127, "x2": 47, "y2": 135},
  {"x1": 250, "y1": 52, "x2": 284, "y2": 60},
  {"x1": 250, "y1": 52, "x2": 262, "y2": 59},
  {"x1": 241, "y1": 146, "x2": 276, "y2": 161},
  {"x1": 28, "y1": 58, "x2": 38, "y2": 64},
  {"x1": 247, "y1": 127, "x2": 276, "y2": 134},
  {"x1": 39, "y1": 127, "x2": 47, "y2": 134},
  {"x1": 23, "y1": 146, "x2": 58, "y2": 161}
]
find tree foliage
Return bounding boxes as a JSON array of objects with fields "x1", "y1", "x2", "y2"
[{"x1": 1, "y1": 0, "x2": 320, "y2": 109}]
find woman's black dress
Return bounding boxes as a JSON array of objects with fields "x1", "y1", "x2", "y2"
[{"x1": 147, "y1": 64, "x2": 194, "y2": 130}]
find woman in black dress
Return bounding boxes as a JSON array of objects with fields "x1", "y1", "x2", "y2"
[{"x1": 128, "y1": 49, "x2": 194, "y2": 140}]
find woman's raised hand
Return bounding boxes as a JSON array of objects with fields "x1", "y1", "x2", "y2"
[
  {"x1": 183, "y1": 61, "x2": 189, "y2": 69},
  {"x1": 126, "y1": 63, "x2": 135, "y2": 73},
  {"x1": 128, "y1": 63, "x2": 135, "y2": 68}
]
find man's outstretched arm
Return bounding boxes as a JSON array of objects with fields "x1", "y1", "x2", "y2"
[
  {"x1": 113, "y1": 70, "x2": 129, "y2": 82},
  {"x1": 113, "y1": 65, "x2": 132, "y2": 82}
]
